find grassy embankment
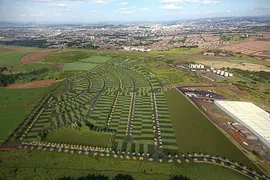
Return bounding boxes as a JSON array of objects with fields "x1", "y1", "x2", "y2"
[{"x1": 0, "y1": 150, "x2": 249, "y2": 180}]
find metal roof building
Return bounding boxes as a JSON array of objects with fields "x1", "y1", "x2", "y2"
[{"x1": 215, "y1": 100, "x2": 270, "y2": 148}]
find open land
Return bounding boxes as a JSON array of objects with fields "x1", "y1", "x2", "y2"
[
  {"x1": 220, "y1": 40, "x2": 270, "y2": 59},
  {"x1": 5, "y1": 79, "x2": 56, "y2": 89},
  {"x1": 45, "y1": 127, "x2": 113, "y2": 147},
  {"x1": 20, "y1": 51, "x2": 53, "y2": 64},
  {"x1": 0, "y1": 47, "x2": 269, "y2": 179}
]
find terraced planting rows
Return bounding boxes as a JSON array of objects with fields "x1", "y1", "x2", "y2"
[{"x1": 14, "y1": 58, "x2": 178, "y2": 156}]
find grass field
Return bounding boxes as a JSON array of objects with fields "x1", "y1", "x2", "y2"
[
  {"x1": 150, "y1": 48, "x2": 202, "y2": 55},
  {"x1": 63, "y1": 62, "x2": 99, "y2": 71},
  {"x1": 42, "y1": 50, "x2": 90, "y2": 63},
  {"x1": 164, "y1": 89, "x2": 259, "y2": 171},
  {"x1": 0, "y1": 51, "x2": 30, "y2": 66},
  {"x1": 0, "y1": 87, "x2": 54, "y2": 142},
  {"x1": 79, "y1": 56, "x2": 111, "y2": 63},
  {"x1": 0, "y1": 150, "x2": 249, "y2": 180},
  {"x1": 45, "y1": 127, "x2": 113, "y2": 146}
]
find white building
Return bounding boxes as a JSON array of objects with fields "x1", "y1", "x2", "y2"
[
  {"x1": 188, "y1": 64, "x2": 205, "y2": 69},
  {"x1": 215, "y1": 100, "x2": 270, "y2": 148}
]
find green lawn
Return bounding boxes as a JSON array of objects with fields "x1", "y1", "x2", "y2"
[
  {"x1": 164, "y1": 89, "x2": 259, "y2": 171},
  {"x1": 0, "y1": 51, "x2": 30, "y2": 66},
  {"x1": 45, "y1": 127, "x2": 112, "y2": 147},
  {"x1": 0, "y1": 150, "x2": 249, "y2": 180},
  {"x1": 63, "y1": 62, "x2": 99, "y2": 71},
  {"x1": 0, "y1": 87, "x2": 54, "y2": 142},
  {"x1": 79, "y1": 56, "x2": 111, "y2": 63}
]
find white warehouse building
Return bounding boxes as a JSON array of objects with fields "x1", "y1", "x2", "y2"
[{"x1": 215, "y1": 100, "x2": 270, "y2": 148}]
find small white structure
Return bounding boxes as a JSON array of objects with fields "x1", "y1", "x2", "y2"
[
  {"x1": 189, "y1": 64, "x2": 205, "y2": 69},
  {"x1": 212, "y1": 69, "x2": 233, "y2": 77},
  {"x1": 215, "y1": 100, "x2": 270, "y2": 148},
  {"x1": 220, "y1": 71, "x2": 225, "y2": 76}
]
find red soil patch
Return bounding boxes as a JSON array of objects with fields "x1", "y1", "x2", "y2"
[
  {"x1": 56, "y1": 64, "x2": 64, "y2": 69},
  {"x1": 21, "y1": 51, "x2": 53, "y2": 64},
  {"x1": 5, "y1": 79, "x2": 56, "y2": 89}
]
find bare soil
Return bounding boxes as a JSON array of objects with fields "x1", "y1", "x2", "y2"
[
  {"x1": 220, "y1": 40, "x2": 270, "y2": 59},
  {"x1": 21, "y1": 51, "x2": 53, "y2": 64},
  {"x1": 5, "y1": 79, "x2": 56, "y2": 89}
]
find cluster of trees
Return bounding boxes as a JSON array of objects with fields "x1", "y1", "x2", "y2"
[
  {"x1": 0, "y1": 66, "x2": 7, "y2": 73},
  {"x1": 58, "y1": 174, "x2": 190, "y2": 180},
  {"x1": 0, "y1": 68, "x2": 49, "y2": 87},
  {"x1": 169, "y1": 175, "x2": 190, "y2": 180},
  {"x1": 0, "y1": 40, "x2": 48, "y2": 48},
  {"x1": 58, "y1": 173, "x2": 133, "y2": 180}
]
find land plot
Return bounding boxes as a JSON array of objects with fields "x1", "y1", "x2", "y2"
[
  {"x1": 0, "y1": 51, "x2": 30, "y2": 66},
  {"x1": 21, "y1": 51, "x2": 53, "y2": 64},
  {"x1": 164, "y1": 89, "x2": 258, "y2": 171},
  {"x1": 63, "y1": 62, "x2": 99, "y2": 71},
  {"x1": 0, "y1": 87, "x2": 53, "y2": 142},
  {"x1": 45, "y1": 127, "x2": 113, "y2": 146},
  {"x1": 79, "y1": 56, "x2": 111, "y2": 63}
]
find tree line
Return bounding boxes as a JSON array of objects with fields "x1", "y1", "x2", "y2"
[
  {"x1": 58, "y1": 174, "x2": 190, "y2": 180},
  {"x1": 0, "y1": 68, "x2": 49, "y2": 87}
]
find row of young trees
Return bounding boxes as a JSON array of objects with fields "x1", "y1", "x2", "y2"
[{"x1": 58, "y1": 174, "x2": 190, "y2": 180}]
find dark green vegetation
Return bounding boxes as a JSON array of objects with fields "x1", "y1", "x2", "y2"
[
  {"x1": 229, "y1": 68, "x2": 270, "y2": 83},
  {"x1": 164, "y1": 89, "x2": 259, "y2": 171},
  {"x1": 44, "y1": 126, "x2": 113, "y2": 147},
  {"x1": 0, "y1": 40, "x2": 48, "y2": 48},
  {"x1": 0, "y1": 150, "x2": 248, "y2": 180},
  {"x1": 0, "y1": 87, "x2": 54, "y2": 142},
  {"x1": 0, "y1": 68, "x2": 49, "y2": 86},
  {"x1": 223, "y1": 68, "x2": 270, "y2": 105}
]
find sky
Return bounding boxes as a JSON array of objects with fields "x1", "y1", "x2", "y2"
[{"x1": 0, "y1": 0, "x2": 270, "y2": 23}]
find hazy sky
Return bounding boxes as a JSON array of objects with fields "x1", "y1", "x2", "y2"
[{"x1": 0, "y1": 0, "x2": 270, "y2": 23}]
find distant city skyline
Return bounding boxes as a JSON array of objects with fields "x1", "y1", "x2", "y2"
[{"x1": 0, "y1": 0, "x2": 270, "y2": 23}]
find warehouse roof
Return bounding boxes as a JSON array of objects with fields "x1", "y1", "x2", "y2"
[{"x1": 215, "y1": 101, "x2": 270, "y2": 148}]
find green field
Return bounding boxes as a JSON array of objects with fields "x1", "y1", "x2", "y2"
[
  {"x1": 41, "y1": 50, "x2": 90, "y2": 63},
  {"x1": 63, "y1": 62, "x2": 99, "y2": 71},
  {"x1": 45, "y1": 127, "x2": 113, "y2": 146},
  {"x1": 0, "y1": 88, "x2": 51, "y2": 106},
  {"x1": 164, "y1": 89, "x2": 258, "y2": 171},
  {"x1": 0, "y1": 150, "x2": 249, "y2": 180},
  {"x1": 150, "y1": 48, "x2": 202, "y2": 55},
  {"x1": 79, "y1": 56, "x2": 111, "y2": 63},
  {"x1": 0, "y1": 51, "x2": 30, "y2": 66},
  {"x1": 0, "y1": 87, "x2": 53, "y2": 142}
]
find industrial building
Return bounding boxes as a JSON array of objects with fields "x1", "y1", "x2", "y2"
[{"x1": 215, "y1": 101, "x2": 270, "y2": 148}]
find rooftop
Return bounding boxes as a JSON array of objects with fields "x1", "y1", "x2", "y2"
[{"x1": 215, "y1": 101, "x2": 270, "y2": 148}]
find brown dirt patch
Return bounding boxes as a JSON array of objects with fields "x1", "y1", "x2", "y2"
[
  {"x1": 0, "y1": 47, "x2": 15, "y2": 52},
  {"x1": 5, "y1": 79, "x2": 56, "y2": 89},
  {"x1": 21, "y1": 51, "x2": 53, "y2": 64}
]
